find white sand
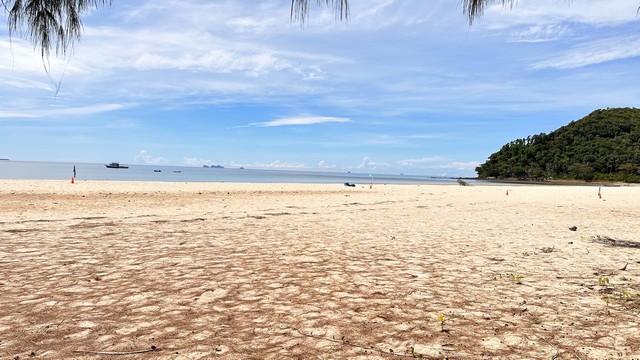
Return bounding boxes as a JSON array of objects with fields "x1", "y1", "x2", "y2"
[{"x1": 1, "y1": 180, "x2": 639, "y2": 359}]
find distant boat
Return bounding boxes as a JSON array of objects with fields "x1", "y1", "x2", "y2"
[
  {"x1": 105, "y1": 162, "x2": 129, "y2": 169},
  {"x1": 173, "y1": 170, "x2": 181, "y2": 173},
  {"x1": 154, "y1": 169, "x2": 161, "y2": 173}
]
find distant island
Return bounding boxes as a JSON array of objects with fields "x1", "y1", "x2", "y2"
[
  {"x1": 476, "y1": 107, "x2": 640, "y2": 183},
  {"x1": 203, "y1": 164, "x2": 224, "y2": 168}
]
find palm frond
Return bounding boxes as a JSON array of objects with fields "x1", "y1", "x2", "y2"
[
  {"x1": 461, "y1": 0, "x2": 516, "y2": 25},
  {"x1": 291, "y1": 0, "x2": 349, "y2": 25},
  {"x1": 5, "y1": 0, "x2": 111, "y2": 57}
]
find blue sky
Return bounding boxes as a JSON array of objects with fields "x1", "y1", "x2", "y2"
[{"x1": 1, "y1": 0, "x2": 639, "y2": 176}]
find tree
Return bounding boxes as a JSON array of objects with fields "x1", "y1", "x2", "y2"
[
  {"x1": 475, "y1": 108, "x2": 640, "y2": 183},
  {"x1": 3, "y1": 0, "x2": 111, "y2": 57}
]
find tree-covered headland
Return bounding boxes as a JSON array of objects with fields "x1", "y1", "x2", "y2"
[{"x1": 476, "y1": 108, "x2": 640, "y2": 183}]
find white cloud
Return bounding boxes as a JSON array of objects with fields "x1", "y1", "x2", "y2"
[
  {"x1": 0, "y1": 110, "x2": 37, "y2": 118},
  {"x1": 75, "y1": 27, "x2": 293, "y2": 77},
  {"x1": 3, "y1": 77, "x2": 55, "y2": 91},
  {"x1": 396, "y1": 156, "x2": 447, "y2": 166},
  {"x1": 250, "y1": 115, "x2": 352, "y2": 127},
  {"x1": 183, "y1": 157, "x2": 212, "y2": 166},
  {"x1": 482, "y1": 0, "x2": 639, "y2": 29},
  {"x1": 318, "y1": 160, "x2": 337, "y2": 169},
  {"x1": 508, "y1": 24, "x2": 571, "y2": 43},
  {"x1": 357, "y1": 157, "x2": 390, "y2": 170},
  {"x1": 48, "y1": 104, "x2": 126, "y2": 117},
  {"x1": 227, "y1": 16, "x2": 281, "y2": 34},
  {"x1": 134, "y1": 150, "x2": 168, "y2": 165},
  {"x1": 534, "y1": 35, "x2": 640, "y2": 69},
  {"x1": 229, "y1": 160, "x2": 309, "y2": 169},
  {"x1": 0, "y1": 40, "x2": 72, "y2": 74},
  {"x1": 296, "y1": 65, "x2": 326, "y2": 81},
  {"x1": 0, "y1": 103, "x2": 125, "y2": 118}
]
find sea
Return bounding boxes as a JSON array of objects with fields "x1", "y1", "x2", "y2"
[{"x1": 0, "y1": 160, "x2": 480, "y2": 185}]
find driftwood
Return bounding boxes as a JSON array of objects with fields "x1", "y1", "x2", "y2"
[
  {"x1": 73, "y1": 346, "x2": 158, "y2": 355},
  {"x1": 457, "y1": 179, "x2": 468, "y2": 186},
  {"x1": 592, "y1": 235, "x2": 640, "y2": 249}
]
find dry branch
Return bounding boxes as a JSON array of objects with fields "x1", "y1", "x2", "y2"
[{"x1": 72, "y1": 346, "x2": 158, "y2": 355}]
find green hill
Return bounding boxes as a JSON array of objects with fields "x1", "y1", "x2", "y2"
[{"x1": 475, "y1": 107, "x2": 640, "y2": 182}]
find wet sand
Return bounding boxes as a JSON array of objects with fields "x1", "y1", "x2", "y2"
[{"x1": 1, "y1": 180, "x2": 639, "y2": 359}]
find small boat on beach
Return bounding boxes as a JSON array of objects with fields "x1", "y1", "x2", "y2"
[{"x1": 105, "y1": 162, "x2": 129, "y2": 169}]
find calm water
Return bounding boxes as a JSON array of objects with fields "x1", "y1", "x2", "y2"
[{"x1": 0, "y1": 160, "x2": 476, "y2": 185}]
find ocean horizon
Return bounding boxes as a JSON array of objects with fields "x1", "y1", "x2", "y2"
[{"x1": 0, "y1": 160, "x2": 478, "y2": 185}]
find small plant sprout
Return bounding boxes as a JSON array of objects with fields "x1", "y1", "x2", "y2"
[
  {"x1": 601, "y1": 295, "x2": 612, "y2": 314},
  {"x1": 437, "y1": 313, "x2": 446, "y2": 332},
  {"x1": 407, "y1": 345, "x2": 424, "y2": 358},
  {"x1": 501, "y1": 272, "x2": 524, "y2": 284},
  {"x1": 598, "y1": 276, "x2": 610, "y2": 286}
]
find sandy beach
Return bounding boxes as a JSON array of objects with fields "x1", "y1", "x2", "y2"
[{"x1": 1, "y1": 180, "x2": 639, "y2": 359}]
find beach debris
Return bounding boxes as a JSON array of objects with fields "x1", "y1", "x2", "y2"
[
  {"x1": 591, "y1": 235, "x2": 640, "y2": 249},
  {"x1": 506, "y1": 190, "x2": 509, "y2": 195},
  {"x1": 541, "y1": 246, "x2": 555, "y2": 253},
  {"x1": 569, "y1": 226, "x2": 577, "y2": 231},
  {"x1": 343, "y1": 182, "x2": 356, "y2": 187},
  {"x1": 457, "y1": 178, "x2": 468, "y2": 186},
  {"x1": 620, "y1": 263, "x2": 628, "y2": 271},
  {"x1": 72, "y1": 346, "x2": 158, "y2": 355}
]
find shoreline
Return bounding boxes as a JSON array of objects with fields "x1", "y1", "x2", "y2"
[
  {"x1": 481, "y1": 177, "x2": 637, "y2": 187},
  {"x1": 0, "y1": 177, "x2": 633, "y2": 192}
]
